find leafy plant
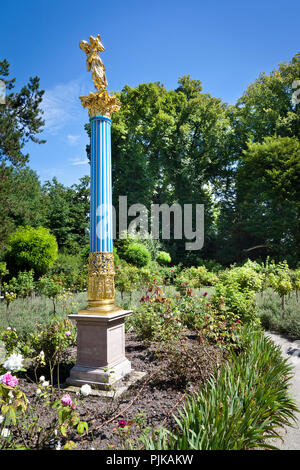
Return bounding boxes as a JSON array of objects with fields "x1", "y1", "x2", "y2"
[
  {"x1": 6, "y1": 226, "x2": 58, "y2": 277},
  {"x1": 123, "y1": 243, "x2": 151, "y2": 268},
  {"x1": 156, "y1": 251, "x2": 171, "y2": 266}
]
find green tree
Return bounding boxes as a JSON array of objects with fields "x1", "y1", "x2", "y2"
[
  {"x1": 0, "y1": 165, "x2": 44, "y2": 253},
  {"x1": 216, "y1": 53, "x2": 300, "y2": 265},
  {"x1": 235, "y1": 136, "x2": 300, "y2": 264},
  {"x1": 42, "y1": 176, "x2": 90, "y2": 252},
  {"x1": 86, "y1": 76, "x2": 230, "y2": 264},
  {"x1": 6, "y1": 226, "x2": 58, "y2": 276},
  {"x1": 0, "y1": 59, "x2": 45, "y2": 167}
]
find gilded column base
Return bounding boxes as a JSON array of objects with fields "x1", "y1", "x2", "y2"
[
  {"x1": 79, "y1": 300, "x2": 123, "y2": 316},
  {"x1": 80, "y1": 251, "x2": 122, "y2": 316}
]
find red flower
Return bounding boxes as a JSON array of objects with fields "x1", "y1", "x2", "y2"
[
  {"x1": 203, "y1": 292, "x2": 208, "y2": 297},
  {"x1": 118, "y1": 419, "x2": 127, "y2": 428}
]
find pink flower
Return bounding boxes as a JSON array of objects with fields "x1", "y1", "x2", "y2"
[
  {"x1": 1, "y1": 372, "x2": 18, "y2": 387},
  {"x1": 235, "y1": 320, "x2": 241, "y2": 324},
  {"x1": 171, "y1": 269, "x2": 174, "y2": 272},
  {"x1": 61, "y1": 393, "x2": 73, "y2": 407},
  {"x1": 65, "y1": 331, "x2": 71, "y2": 337},
  {"x1": 39, "y1": 277, "x2": 42, "y2": 281},
  {"x1": 118, "y1": 419, "x2": 127, "y2": 428}
]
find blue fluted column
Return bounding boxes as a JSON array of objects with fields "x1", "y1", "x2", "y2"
[
  {"x1": 90, "y1": 115, "x2": 113, "y2": 253},
  {"x1": 80, "y1": 114, "x2": 119, "y2": 315}
]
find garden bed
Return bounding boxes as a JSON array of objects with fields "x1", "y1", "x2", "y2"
[{"x1": 10, "y1": 331, "x2": 223, "y2": 450}]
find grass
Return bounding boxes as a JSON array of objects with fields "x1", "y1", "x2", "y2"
[
  {"x1": 257, "y1": 288, "x2": 300, "y2": 339},
  {"x1": 0, "y1": 292, "x2": 87, "y2": 340}
]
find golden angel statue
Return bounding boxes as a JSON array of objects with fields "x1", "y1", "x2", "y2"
[
  {"x1": 79, "y1": 34, "x2": 108, "y2": 91},
  {"x1": 79, "y1": 34, "x2": 121, "y2": 118}
]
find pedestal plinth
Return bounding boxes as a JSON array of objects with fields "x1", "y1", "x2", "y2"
[{"x1": 66, "y1": 310, "x2": 132, "y2": 389}]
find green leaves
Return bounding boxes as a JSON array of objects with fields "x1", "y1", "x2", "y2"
[
  {"x1": 6, "y1": 226, "x2": 58, "y2": 277},
  {"x1": 0, "y1": 59, "x2": 45, "y2": 167}
]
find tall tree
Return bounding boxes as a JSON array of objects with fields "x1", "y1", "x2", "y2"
[
  {"x1": 0, "y1": 59, "x2": 45, "y2": 167},
  {"x1": 0, "y1": 165, "x2": 44, "y2": 255}
]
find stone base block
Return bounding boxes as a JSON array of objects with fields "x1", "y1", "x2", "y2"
[
  {"x1": 66, "y1": 310, "x2": 132, "y2": 390},
  {"x1": 66, "y1": 358, "x2": 131, "y2": 389},
  {"x1": 62, "y1": 371, "x2": 147, "y2": 399}
]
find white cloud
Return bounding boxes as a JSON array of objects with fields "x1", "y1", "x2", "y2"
[
  {"x1": 67, "y1": 134, "x2": 81, "y2": 146},
  {"x1": 42, "y1": 77, "x2": 89, "y2": 134},
  {"x1": 69, "y1": 157, "x2": 89, "y2": 166}
]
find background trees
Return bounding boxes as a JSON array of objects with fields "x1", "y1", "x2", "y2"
[{"x1": 0, "y1": 53, "x2": 299, "y2": 268}]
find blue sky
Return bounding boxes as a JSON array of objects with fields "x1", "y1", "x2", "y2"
[{"x1": 1, "y1": 0, "x2": 299, "y2": 187}]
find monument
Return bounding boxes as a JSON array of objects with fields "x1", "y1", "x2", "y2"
[{"x1": 66, "y1": 35, "x2": 132, "y2": 389}]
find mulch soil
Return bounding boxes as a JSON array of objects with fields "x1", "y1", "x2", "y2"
[{"x1": 15, "y1": 332, "x2": 223, "y2": 450}]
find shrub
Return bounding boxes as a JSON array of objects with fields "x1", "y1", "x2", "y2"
[
  {"x1": 123, "y1": 243, "x2": 151, "y2": 268},
  {"x1": 36, "y1": 276, "x2": 64, "y2": 314},
  {"x1": 28, "y1": 318, "x2": 76, "y2": 386},
  {"x1": 196, "y1": 258, "x2": 223, "y2": 273},
  {"x1": 176, "y1": 266, "x2": 218, "y2": 289},
  {"x1": 6, "y1": 226, "x2": 58, "y2": 277},
  {"x1": 218, "y1": 266, "x2": 263, "y2": 292},
  {"x1": 212, "y1": 282, "x2": 259, "y2": 325},
  {"x1": 156, "y1": 251, "x2": 171, "y2": 266},
  {"x1": 0, "y1": 262, "x2": 9, "y2": 297},
  {"x1": 13, "y1": 270, "x2": 35, "y2": 299},
  {"x1": 50, "y1": 253, "x2": 87, "y2": 291},
  {"x1": 115, "y1": 263, "x2": 140, "y2": 299}
]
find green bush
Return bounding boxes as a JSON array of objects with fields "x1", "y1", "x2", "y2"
[
  {"x1": 12, "y1": 270, "x2": 35, "y2": 298},
  {"x1": 156, "y1": 251, "x2": 171, "y2": 266},
  {"x1": 28, "y1": 317, "x2": 76, "y2": 386},
  {"x1": 36, "y1": 276, "x2": 64, "y2": 314},
  {"x1": 115, "y1": 263, "x2": 140, "y2": 299},
  {"x1": 139, "y1": 327, "x2": 298, "y2": 450},
  {"x1": 6, "y1": 226, "x2": 58, "y2": 277},
  {"x1": 176, "y1": 266, "x2": 218, "y2": 289},
  {"x1": 196, "y1": 258, "x2": 223, "y2": 273},
  {"x1": 50, "y1": 253, "x2": 87, "y2": 291},
  {"x1": 123, "y1": 243, "x2": 151, "y2": 268},
  {"x1": 218, "y1": 266, "x2": 263, "y2": 292},
  {"x1": 212, "y1": 282, "x2": 259, "y2": 325}
]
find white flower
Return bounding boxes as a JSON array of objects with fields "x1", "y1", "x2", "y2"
[
  {"x1": 3, "y1": 353, "x2": 23, "y2": 371},
  {"x1": 55, "y1": 440, "x2": 62, "y2": 450},
  {"x1": 36, "y1": 388, "x2": 42, "y2": 396},
  {"x1": 41, "y1": 381, "x2": 49, "y2": 387},
  {"x1": 80, "y1": 384, "x2": 92, "y2": 397},
  {"x1": 0, "y1": 415, "x2": 4, "y2": 424},
  {"x1": 39, "y1": 375, "x2": 45, "y2": 383},
  {"x1": 1, "y1": 428, "x2": 10, "y2": 438},
  {"x1": 39, "y1": 351, "x2": 45, "y2": 359}
]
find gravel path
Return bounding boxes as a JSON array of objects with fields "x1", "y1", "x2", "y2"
[{"x1": 266, "y1": 331, "x2": 300, "y2": 450}]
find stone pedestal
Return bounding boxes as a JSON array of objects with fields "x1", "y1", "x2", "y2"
[{"x1": 66, "y1": 310, "x2": 132, "y2": 389}]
